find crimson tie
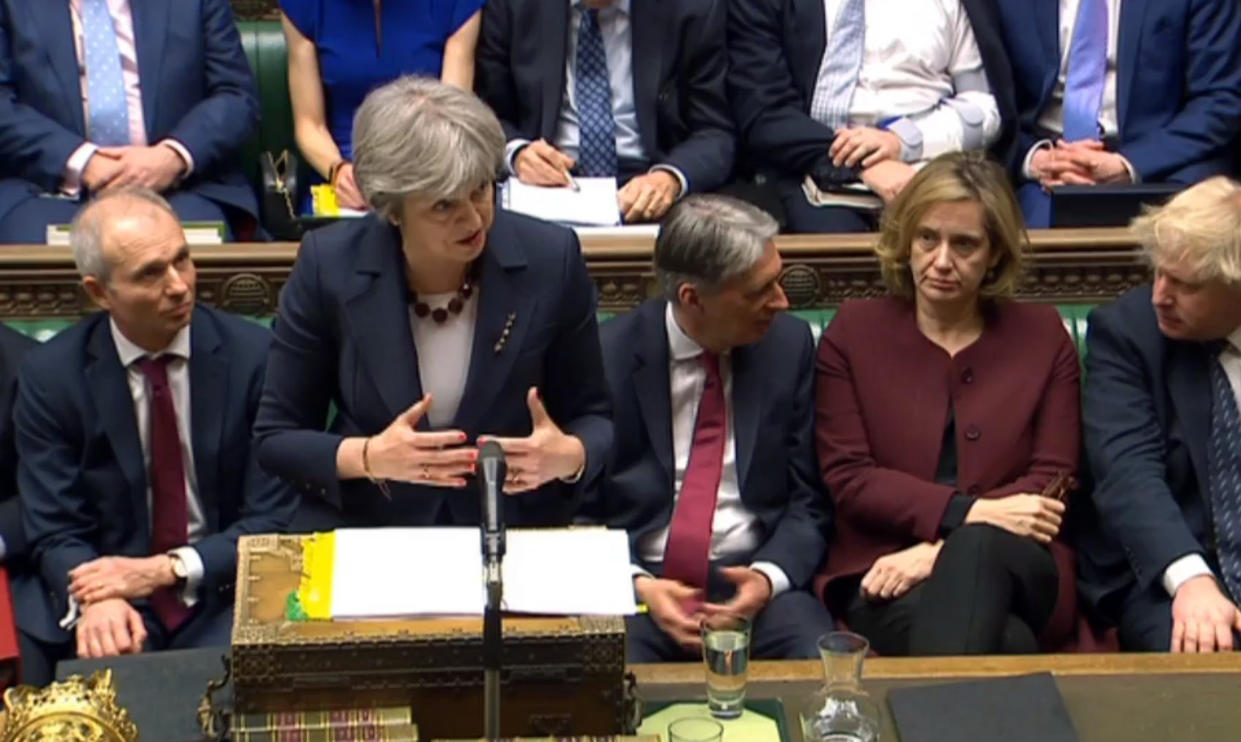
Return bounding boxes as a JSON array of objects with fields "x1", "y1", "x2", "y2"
[
  {"x1": 662, "y1": 352, "x2": 727, "y2": 590},
  {"x1": 135, "y1": 356, "x2": 191, "y2": 631}
]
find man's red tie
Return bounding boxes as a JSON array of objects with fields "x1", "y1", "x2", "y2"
[
  {"x1": 662, "y1": 352, "x2": 726, "y2": 591},
  {"x1": 135, "y1": 356, "x2": 191, "y2": 632}
]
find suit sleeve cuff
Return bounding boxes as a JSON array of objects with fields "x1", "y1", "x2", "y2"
[
  {"x1": 649, "y1": 164, "x2": 689, "y2": 199},
  {"x1": 1022, "y1": 139, "x2": 1053, "y2": 180},
  {"x1": 159, "y1": 139, "x2": 195, "y2": 178},
  {"x1": 939, "y1": 494, "x2": 977, "y2": 536},
  {"x1": 1162, "y1": 554, "x2": 1213, "y2": 599},
  {"x1": 172, "y1": 546, "x2": 205, "y2": 607},
  {"x1": 63, "y1": 142, "x2": 99, "y2": 196},
  {"x1": 751, "y1": 561, "x2": 790, "y2": 598},
  {"x1": 506, "y1": 138, "x2": 532, "y2": 177}
]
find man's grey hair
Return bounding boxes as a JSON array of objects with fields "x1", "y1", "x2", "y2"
[
  {"x1": 655, "y1": 194, "x2": 779, "y2": 302},
  {"x1": 352, "y1": 76, "x2": 506, "y2": 221},
  {"x1": 69, "y1": 187, "x2": 177, "y2": 281}
]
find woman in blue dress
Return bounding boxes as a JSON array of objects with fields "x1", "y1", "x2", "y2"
[{"x1": 281, "y1": 0, "x2": 484, "y2": 210}]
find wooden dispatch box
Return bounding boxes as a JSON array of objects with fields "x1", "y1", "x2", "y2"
[{"x1": 231, "y1": 534, "x2": 634, "y2": 739}]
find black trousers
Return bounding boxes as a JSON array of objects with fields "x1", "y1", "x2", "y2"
[{"x1": 842, "y1": 524, "x2": 1059, "y2": 656}]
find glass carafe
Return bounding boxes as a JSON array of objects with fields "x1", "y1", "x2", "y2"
[{"x1": 800, "y1": 632, "x2": 881, "y2": 742}]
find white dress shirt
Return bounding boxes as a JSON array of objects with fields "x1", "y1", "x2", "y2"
[
  {"x1": 1022, "y1": 0, "x2": 1134, "y2": 180},
  {"x1": 110, "y1": 319, "x2": 206, "y2": 604},
  {"x1": 634, "y1": 304, "x2": 790, "y2": 597},
  {"x1": 812, "y1": 0, "x2": 1001, "y2": 162},
  {"x1": 62, "y1": 0, "x2": 194, "y2": 195},
  {"x1": 1162, "y1": 324, "x2": 1241, "y2": 598},
  {"x1": 408, "y1": 293, "x2": 478, "y2": 429},
  {"x1": 504, "y1": 0, "x2": 687, "y2": 194}
]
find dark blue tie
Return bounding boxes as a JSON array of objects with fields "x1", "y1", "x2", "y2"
[
  {"x1": 575, "y1": 8, "x2": 617, "y2": 177},
  {"x1": 1208, "y1": 348, "x2": 1241, "y2": 602}
]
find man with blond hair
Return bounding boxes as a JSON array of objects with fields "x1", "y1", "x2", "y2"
[{"x1": 1080, "y1": 176, "x2": 1241, "y2": 652}]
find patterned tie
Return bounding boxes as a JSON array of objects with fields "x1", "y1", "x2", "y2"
[
  {"x1": 80, "y1": 0, "x2": 131, "y2": 146},
  {"x1": 575, "y1": 7, "x2": 618, "y2": 177},
  {"x1": 810, "y1": 0, "x2": 866, "y2": 130},
  {"x1": 135, "y1": 356, "x2": 192, "y2": 632},
  {"x1": 1207, "y1": 347, "x2": 1241, "y2": 603},
  {"x1": 1062, "y1": 0, "x2": 1107, "y2": 141},
  {"x1": 662, "y1": 353, "x2": 727, "y2": 591}
]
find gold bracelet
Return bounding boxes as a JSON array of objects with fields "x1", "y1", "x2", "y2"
[{"x1": 361, "y1": 437, "x2": 391, "y2": 499}]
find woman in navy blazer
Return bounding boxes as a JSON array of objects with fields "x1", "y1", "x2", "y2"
[
  {"x1": 814, "y1": 152, "x2": 1081, "y2": 655},
  {"x1": 254, "y1": 77, "x2": 612, "y2": 530}
]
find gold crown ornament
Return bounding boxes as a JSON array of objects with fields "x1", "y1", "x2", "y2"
[{"x1": 0, "y1": 669, "x2": 139, "y2": 742}]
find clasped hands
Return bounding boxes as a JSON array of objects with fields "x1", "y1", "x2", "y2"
[
  {"x1": 1030, "y1": 139, "x2": 1132, "y2": 189},
  {"x1": 859, "y1": 493, "x2": 1066, "y2": 603},
  {"x1": 81, "y1": 143, "x2": 188, "y2": 193},
  {"x1": 67, "y1": 555, "x2": 178, "y2": 658},
  {"x1": 636, "y1": 567, "x2": 773, "y2": 651},
  {"x1": 365, "y1": 387, "x2": 585, "y2": 493},
  {"x1": 513, "y1": 139, "x2": 681, "y2": 223}
]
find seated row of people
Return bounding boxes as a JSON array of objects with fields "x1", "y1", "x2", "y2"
[
  {"x1": 1, "y1": 81, "x2": 1239, "y2": 689},
  {"x1": 2, "y1": 0, "x2": 1240, "y2": 241}
]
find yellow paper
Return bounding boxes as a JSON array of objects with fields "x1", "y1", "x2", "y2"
[
  {"x1": 311, "y1": 184, "x2": 341, "y2": 217},
  {"x1": 297, "y1": 531, "x2": 336, "y2": 620}
]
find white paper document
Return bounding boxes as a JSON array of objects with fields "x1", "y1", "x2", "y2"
[
  {"x1": 572, "y1": 224, "x2": 661, "y2": 239},
  {"x1": 503, "y1": 177, "x2": 621, "y2": 226},
  {"x1": 330, "y1": 527, "x2": 638, "y2": 619}
]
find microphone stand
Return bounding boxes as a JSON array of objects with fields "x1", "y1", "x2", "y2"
[{"x1": 483, "y1": 549, "x2": 503, "y2": 741}]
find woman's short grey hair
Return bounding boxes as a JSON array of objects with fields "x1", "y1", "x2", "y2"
[
  {"x1": 352, "y1": 76, "x2": 506, "y2": 220},
  {"x1": 655, "y1": 194, "x2": 778, "y2": 302},
  {"x1": 69, "y1": 187, "x2": 177, "y2": 281}
]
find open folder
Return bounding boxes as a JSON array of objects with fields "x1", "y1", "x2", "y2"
[
  {"x1": 323, "y1": 527, "x2": 638, "y2": 619},
  {"x1": 502, "y1": 177, "x2": 621, "y2": 226}
]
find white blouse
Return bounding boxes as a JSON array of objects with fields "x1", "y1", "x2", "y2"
[{"x1": 409, "y1": 291, "x2": 478, "y2": 428}]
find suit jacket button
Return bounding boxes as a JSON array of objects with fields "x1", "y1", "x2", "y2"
[
  {"x1": 964, "y1": 425, "x2": 981, "y2": 441},
  {"x1": 961, "y1": 367, "x2": 974, "y2": 384}
]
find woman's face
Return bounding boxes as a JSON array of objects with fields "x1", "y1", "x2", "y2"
[
  {"x1": 398, "y1": 181, "x2": 495, "y2": 264},
  {"x1": 908, "y1": 199, "x2": 998, "y2": 310}
]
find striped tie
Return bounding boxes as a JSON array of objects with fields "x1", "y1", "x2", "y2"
[
  {"x1": 809, "y1": 0, "x2": 865, "y2": 131},
  {"x1": 1208, "y1": 347, "x2": 1241, "y2": 602}
]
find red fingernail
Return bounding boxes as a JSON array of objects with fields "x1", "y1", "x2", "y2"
[{"x1": 458, "y1": 433, "x2": 467, "y2": 442}]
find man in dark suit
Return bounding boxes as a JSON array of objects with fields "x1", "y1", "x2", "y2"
[
  {"x1": 0, "y1": 0, "x2": 260, "y2": 243},
  {"x1": 727, "y1": 0, "x2": 1015, "y2": 233},
  {"x1": 475, "y1": 0, "x2": 734, "y2": 224},
  {"x1": 0, "y1": 324, "x2": 36, "y2": 567},
  {"x1": 589, "y1": 194, "x2": 831, "y2": 662},
  {"x1": 1081, "y1": 177, "x2": 1241, "y2": 652},
  {"x1": 14, "y1": 188, "x2": 296, "y2": 685},
  {"x1": 993, "y1": 0, "x2": 1241, "y2": 227}
]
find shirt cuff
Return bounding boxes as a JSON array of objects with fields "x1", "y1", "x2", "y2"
[
  {"x1": 59, "y1": 595, "x2": 81, "y2": 631},
  {"x1": 63, "y1": 142, "x2": 100, "y2": 196},
  {"x1": 1117, "y1": 154, "x2": 1140, "y2": 183},
  {"x1": 505, "y1": 138, "x2": 532, "y2": 177},
  {"x1": 159, "y1": 139, "x2": 194, "y2": 178},
  {"x1": 0, "y1": 534, "x2": 7, "y2": 563},
  {"x1": 649, "y1": 164, "x2": 689, "y2": 199},
  {"x1": 939, "y1": 494, "x2": 977, "y2": 536},
  {"x1": 883, "y1": 118, "x2": 924, "y2": 163},
  {"x1": 631, "y1": 563, "x2": 654, "y2": 580},
  {"x1": 750, "y1": 561, "x2": 790, "y2": 599},
  {"x1": 1022, "y1": 139, "x2": 1054, "y2": 180},
  {"x1": 171, "y1": 546, "x2": 204, "y2": 608},
  {"x1": 1162, "y1": 554, "x2": 1213, "y2": 599}
]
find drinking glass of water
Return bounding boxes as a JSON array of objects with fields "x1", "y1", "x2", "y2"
[
  {"x1": 700, "y1": 612, "x2": 751, "y2": 719},
  {"x1": 668, "y1": 717, "x2": 725, "y2": 742}
]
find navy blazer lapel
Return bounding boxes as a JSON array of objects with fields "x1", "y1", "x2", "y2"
[
  {"x1": 344, "y1": 219, "x2": 424, "y2": 426},
  {"x1": 540, "y1": 2, "x2": 571, "y2": 141},
  {"x1": 634, "y1": 302, "x2": 673, "y2": 485},
  {"x1": 1168, "y1": 342, "x2": 1212, "y2": 508},
  {"x1": 629, "y1": 0, "x2": 663, "y2": 159},
  {"x1": 29, "y1": 2, "x2": 85, "y2": 134},
  {"x1": 130, "y1": 0, "x2": 168, "y2": 137},
  {"x1": 730, "y1": 343, "x2": 763, "y2": 494},
  {"x1": 1114, "y1": 0, "x2": 1150, "y2": 135},
  {"x1": 1033, "y1": 0, "x2": 1060, "y2": 107},
  {"x1": 453, "y1": 218, "x2": 536, "y2": 433},
  {"x1": 188, "y1": 310, "x2": 225, "y2": 533},
  {"x1": 792, "y1": 0, "x2": 827, "y2": 105},
  {"x1": 84, "y1": 320, "x2": 149, "y2": 545}
]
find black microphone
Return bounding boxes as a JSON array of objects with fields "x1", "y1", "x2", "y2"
[{"x1": 478, "y1": 440, "x2": 506, "y2": 563}]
